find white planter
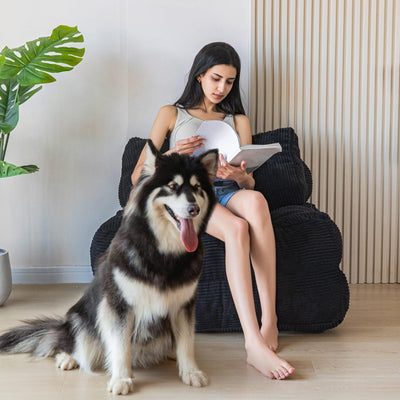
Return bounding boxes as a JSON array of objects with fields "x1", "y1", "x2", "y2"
[{"x1": 0, "y1": 249, "x2": 12, "y2": 306}]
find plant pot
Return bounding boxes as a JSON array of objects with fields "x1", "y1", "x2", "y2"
[{"x1": 0, "y1": 249, "x2": 12, "y2": 306}]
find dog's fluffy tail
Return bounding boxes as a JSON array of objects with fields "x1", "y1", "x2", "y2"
[{"x1": 0, "y1": 317, "x2": 67, "y2": 357}]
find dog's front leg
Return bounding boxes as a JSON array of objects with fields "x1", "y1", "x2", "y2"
[
  {"x1": 171, "y1": 304, "x2": 209, "y2": 387},
  {"x1": 98, "y1": 300, "x2": 134, "y2": 395}
]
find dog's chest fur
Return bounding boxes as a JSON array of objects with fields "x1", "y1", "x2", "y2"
[{"x1": 113, "y1": 268, "x2": 197, "y2": 321}]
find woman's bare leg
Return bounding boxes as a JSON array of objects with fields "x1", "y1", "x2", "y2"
[
  {"x1": 226, "y1": 190, "x2": 279, "y2": 351},
  {"x1": 206, "y1": 203, "x2": 294, "y2": 380}
]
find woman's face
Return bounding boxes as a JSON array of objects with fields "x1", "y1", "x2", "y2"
[{"x1": 198, "y1": 64, "x2": 237, "y2": 106}]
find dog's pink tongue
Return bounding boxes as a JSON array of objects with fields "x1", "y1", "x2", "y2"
[{"x1": 178, "y1": 217, "x2": 198, "y2": 252}]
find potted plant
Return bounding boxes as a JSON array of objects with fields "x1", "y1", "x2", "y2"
[
  {"x1": 0, "y1": 25, "x2": 85, "y2": 304},
  {"x1": 0, "y1": 25, "x2": 84, "y2": 176}
]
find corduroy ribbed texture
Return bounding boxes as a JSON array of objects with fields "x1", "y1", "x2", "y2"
[
  {"x1": 195, "y1": 205, "x2": 348, "y2": 333},
  {"x1": 90, "y1": 128, "x2": 349, "y2": 333},
  {"x1": 118, "y1": 138, "x2": 168, "y2": 208},
  {"x1": 89, "y1": 210, "x2": 124, "y2": 270},
  {"x1": 253, "y1": 127, "x2": 310, "y2": 210}
]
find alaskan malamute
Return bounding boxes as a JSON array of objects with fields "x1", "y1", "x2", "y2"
[{"x1": 0, "y1": 140, "x2": 218, "y2": 395}]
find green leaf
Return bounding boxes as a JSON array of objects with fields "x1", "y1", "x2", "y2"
[
  {"x1": 0, "y1": 53, "x2": 5, "y2": 67},
  {"x1": 0, "y1": 122, "x2": 13, "y2": 133},
  {"x1": 0, "y1": 78, "x2": 19, "y2": 134},
  {"x1": 18, "y1": 84, "x2": 42, "y2": 105},
  {"x1": 0, "y1": 25, "x2": 85, "y2": 86},
  {"x1": 0, "y1": 160, "x2": 39, "y2": 177}
]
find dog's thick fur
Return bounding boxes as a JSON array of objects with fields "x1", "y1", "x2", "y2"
[{"x1": 0, "y1": 140, "x2": 218, "y2": 395}]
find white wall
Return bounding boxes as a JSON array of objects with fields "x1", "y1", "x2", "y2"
[{"x1": 0, "y1": 0, "x2": 250, "y2": 273}]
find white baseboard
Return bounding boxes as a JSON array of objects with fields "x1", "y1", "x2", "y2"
[{"x1": 11, "y1": 266, "x2": 93, "y2": 284}]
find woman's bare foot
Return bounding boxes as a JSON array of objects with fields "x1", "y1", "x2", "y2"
[
  {"x1": 260, "y1": 322, "x2": 279, "y2": 352},
  {"x1": 246, "y1": 337, "x2": 295, "y2": 380}
]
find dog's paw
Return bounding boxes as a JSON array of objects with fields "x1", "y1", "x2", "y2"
[
  {"x1": 107, "y1": 377, "x2": 134, "y2": 395},
  {"x1": 55, "y1": 352, "x2": 78, "y2": 370},
  {"x1": 180, "y1": 370, "x2": 209, "y2": 387}
]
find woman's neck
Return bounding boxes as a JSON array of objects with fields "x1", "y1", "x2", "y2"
[{"x1": 195, "y1": 98, "x2": 220, "y2": 114}]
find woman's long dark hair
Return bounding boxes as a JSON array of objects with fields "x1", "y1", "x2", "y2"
[{"x1": 174, "y1": 42, "x2": 245, "y2": 115}]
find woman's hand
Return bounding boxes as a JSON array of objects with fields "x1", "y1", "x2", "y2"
[
  {"x1": 216, "y1": 154, "x2": 255, "y2": 189},
  {"x1": 168, "y1": 136, "x2": 205, "y2": 155}
]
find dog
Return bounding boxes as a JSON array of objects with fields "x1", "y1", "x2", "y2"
[{"x1": 0, "y1": 140, "x2": 218, "y2": 395}]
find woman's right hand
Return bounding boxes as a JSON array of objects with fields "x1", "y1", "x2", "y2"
[{"x1": 169, "y1": 136, "x2": 205, "y2": 155}]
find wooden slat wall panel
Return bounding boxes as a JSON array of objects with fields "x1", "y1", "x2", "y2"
[{"x1": 250, "y1": 0, "x2": 400, "y2": 283}]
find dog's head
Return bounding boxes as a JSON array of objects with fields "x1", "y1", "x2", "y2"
[{"x1": 131, "y1": 139, "x2": 218, "y2": 254}]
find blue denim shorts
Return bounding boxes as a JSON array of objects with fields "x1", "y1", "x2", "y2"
[{"x1": 214, "y1": 180, "x2": 245, "y2": 207}]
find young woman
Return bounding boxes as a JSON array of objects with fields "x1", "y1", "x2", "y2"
[{"x1": 131, "y1": 42, "x2": 295, "y2": 380}]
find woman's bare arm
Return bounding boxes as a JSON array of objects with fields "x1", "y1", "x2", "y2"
[
  {"x1": 131, "y1": 106, "x2": 205, "y2": 185},
  {"x1": 130, "y1": 105, "x2": 176, "y2": 185}
]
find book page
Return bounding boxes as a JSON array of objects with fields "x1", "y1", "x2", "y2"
[{"x1": 192, "y1": 120, "x2": 240, "y2": 160}]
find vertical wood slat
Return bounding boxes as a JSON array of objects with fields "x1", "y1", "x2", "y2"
[
  {"x1": 366, "y1": 0, "x2": 377, "y2": 283},
  {"x1": 391, "y1": 0, "x2": 400, "y2": 283},
  {"x1": 250, "y1": 0, "x2": 400, "y2": 283},
  {"x1": 374, "y1": 0, "x2": 385, "y2": 283}
]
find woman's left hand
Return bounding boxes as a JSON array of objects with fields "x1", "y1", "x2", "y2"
[{"x1": 216, "y1": 154, "x2": 253, "y2": 188}]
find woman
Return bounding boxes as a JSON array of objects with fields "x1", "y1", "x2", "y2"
[{"x1": 131, "y1": 42, "x2": 295, "y2": 380}]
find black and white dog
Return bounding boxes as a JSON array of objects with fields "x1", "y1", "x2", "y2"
[{"x1": 0, "y1": 140, "x2": 218, "y2": 395}]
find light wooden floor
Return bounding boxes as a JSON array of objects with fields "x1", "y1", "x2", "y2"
[{"x1": 0, "y1": 284, "x2": 399, "y2": 400}]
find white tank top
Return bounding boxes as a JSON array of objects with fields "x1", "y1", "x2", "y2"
[{"x1": 169, "y1": 107, "x2": 238, "y2": 149}]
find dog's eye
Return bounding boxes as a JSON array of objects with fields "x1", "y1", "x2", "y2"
[
  {"x1": 193, "y1": 184, "x2": 201, "y2": 191},
  {"x1": 168, "y1": 182, "x2": 179, "y2": 191}
]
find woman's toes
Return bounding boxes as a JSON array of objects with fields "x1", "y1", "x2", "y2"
[
  {"x1": 265, "y1": 369, "x2": 275, "y2": 379},
  {"x1": 280, "y1": 368, "x2": 289, "y2": 379},
  {"x1": 246, "y1": 338, "x2": 295, "y2": 380},
  {"x1": 272, "y1": 369, "x2": 280, "y2": 380},
  {"x1": 273, "y1": 365, "x2": 295, "y2": 380},
  {"x1": 283, "y1": 365, "x2": 295, "y2": 377},
  {"x1": 284, "y1": 362, "x2": 295, "y2": 374}
]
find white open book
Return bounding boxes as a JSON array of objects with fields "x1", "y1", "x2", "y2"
[{"x1": 191, "y1": 120, "x2": 282, "y2": 173}]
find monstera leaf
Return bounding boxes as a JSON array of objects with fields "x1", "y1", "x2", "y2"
[
  {"x1": 0, "y1": 160, "x2": 39, "y2": 178},
  {"x1": 0, "y1": 25, "x2": 84, "y2": 85},
  {"x1": 0, "y1": 25, "x2": 84, "y2": 178},
  {"x1": 0, "y1": 78, "x2": 19, "y2": 135},
  {"x1": 18, "y1": 84, "x2": 42, "y2": 105}
]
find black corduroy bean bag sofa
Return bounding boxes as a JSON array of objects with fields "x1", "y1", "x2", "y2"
[{"x1": 90, "y1": 127, "x2": 349, "y2": 333}]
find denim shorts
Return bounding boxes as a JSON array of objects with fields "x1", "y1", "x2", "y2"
[{"x1": 214, "y1": 180, "x2": 245, "y2": 207}]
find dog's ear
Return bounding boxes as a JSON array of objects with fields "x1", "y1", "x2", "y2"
[
  {"x1": 199, "y1": 149, "x2": 218, "y2": 183},
  {"x1": 143, "y1": 139, "x2": 159, "y2": 176}
]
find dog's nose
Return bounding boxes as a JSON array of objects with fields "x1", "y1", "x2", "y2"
[{"x1": 188, "y1": 204, "x2": 200, "y2": 217}]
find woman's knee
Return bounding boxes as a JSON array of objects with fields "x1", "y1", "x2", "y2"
[
  {"x1": 225, "y1": 215, "x2": 250, "y2": 242},
  {"x1": 246, "y1": 191, "x2": 271, "y2": 222},
  {"x1": 206, "y1": 204, "x2": 250, "y2": 243}
]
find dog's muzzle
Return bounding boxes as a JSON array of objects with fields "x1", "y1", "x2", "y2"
[
  {"x1": 165, "y1": 204, "x2": 199, "y2": 252},
  {"x1": 187, "y1": 204, "x2": 200, "y2": 217}
]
